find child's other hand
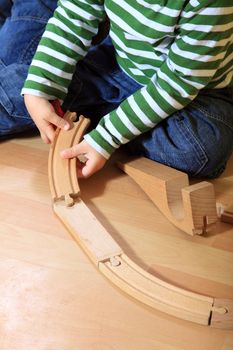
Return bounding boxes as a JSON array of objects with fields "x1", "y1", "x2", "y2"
[
  {"x1": 60, "y1": 140, "x2": 107, "y2": 178},
  {"x1": 24, "y1": 95, "x2": 70, "y2": 144}
]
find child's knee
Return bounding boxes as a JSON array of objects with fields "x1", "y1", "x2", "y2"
[
  {"x1": 0, "y1": 102, "x2": 34, "y2": 137},
  {"x1": 0, "y1": 63, "x2": 35, "y2": 137}
]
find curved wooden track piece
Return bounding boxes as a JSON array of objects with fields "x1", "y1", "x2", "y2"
[
  {"x1": 48, "y1": 113, "x2": 90, "y2": 206},
  {"x1": 118, "y1": 158, "x2": 218, "y2": 236},
  {"x1": 48, "y1": 114, "x2": 232, "y2": 329}
]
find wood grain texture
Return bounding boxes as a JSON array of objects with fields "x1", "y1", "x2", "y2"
[
  {"x1": 99, "y1": 254, "x2": 213, "y2": 326},
  {"x1": 0, "y1": 134, "x2": 233, "y2": 349},
  {"x1": 54, "y1": 201, "x2": 122, "y2": 265},
  {"x1": 212, "y1": 299, "x2": 233, "y2": 330}
]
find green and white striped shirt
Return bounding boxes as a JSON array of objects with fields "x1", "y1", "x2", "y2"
[{"x1": 22, "y1": 0, "x2": 233, "y2": 159}]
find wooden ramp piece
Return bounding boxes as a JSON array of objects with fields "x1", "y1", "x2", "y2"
[
  {"x1": 118, "y1": 157, "x2": 218, "y2": 236},
  {"x1": 48, "y1": 115, "x2": 233, "y2": 329}
]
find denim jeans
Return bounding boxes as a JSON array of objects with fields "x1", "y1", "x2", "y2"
[{"x1": 0, "y1": 0, "x2": 57, "y2": 137}]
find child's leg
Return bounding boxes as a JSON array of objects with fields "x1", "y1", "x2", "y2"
[
  {"x1": 0, "y1": 0, "x2": 57, "y2": 138},
  {"x1": 128, "y1": 88, "x2": 233, "y2": 178},
  {"x1": 64, "y1": 37, "x2": 233, "y2": 179}
]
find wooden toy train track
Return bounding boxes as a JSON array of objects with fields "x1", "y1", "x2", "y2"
[{"x1": 48, "y1": 113, "x2": 233, "y2": 329}]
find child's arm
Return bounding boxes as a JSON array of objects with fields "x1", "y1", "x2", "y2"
[
  {"x1": 24, "y1": 1, "x2": 232, "y2": 178},
  {"x1": 61, "y1": 1, "x2": 233, "y2": 177},
  {"x1": 23, "y1": 0, "x2": 105, "y2": 142},
  {"x1": 78, "y1": 1, "x2": 233, "y2": 174}
]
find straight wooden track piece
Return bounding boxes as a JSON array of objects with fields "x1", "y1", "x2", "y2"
[
  {"x1": 54, "y1": 201, "x2": 123, "y2": 266},
  {"x1": 211, "y1": 298, "x2": 233, "y2": 329},
  {"x1": 48, "y1": 116, "x2": 232, "y2": 329},
  {"x1": 48, "y1": 113, "x2": 90, "y2": 206},
  {"x1": 118, "y1": 157, "x2": 218, "y2": 235}
]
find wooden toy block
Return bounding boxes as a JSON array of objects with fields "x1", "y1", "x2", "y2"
[{"x1": 117, "y1": 157, "x2": 218, "y2": 235}]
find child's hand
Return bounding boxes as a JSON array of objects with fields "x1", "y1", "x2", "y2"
[
  {"x1": 60, "y1": 139, "x2": 107, "y2": 178},
  {"x1": 24, "y1": 95, "x2": 70, "y2": 144}
]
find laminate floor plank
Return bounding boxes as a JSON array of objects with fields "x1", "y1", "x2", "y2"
[{"x1": 0, "y1": 136, "x2": 232, "y2": 350}]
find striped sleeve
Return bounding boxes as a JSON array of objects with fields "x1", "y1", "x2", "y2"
[
  {"x1": 22, "y1": 0, "x2": 105, "y2": 100},
  {"x1": 85, "y1": 1, "x2": 233, "y2": 159}
]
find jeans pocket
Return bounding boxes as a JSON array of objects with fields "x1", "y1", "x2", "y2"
[
  {"x1": 191, "y1": 88, "x2": 233, "y2": 131},
  {"x1": 1, "y1": 0, "x2": 57, "y2": 66},
  {"x1": 172, "y1": 114, "x2": 209, "y2": 176},
  {"x1": 1, "y1": 18, "x2": 47, "y2": 66},
  {"x1": 0, "y1": 63, "x2": 35, "y2": 136}
]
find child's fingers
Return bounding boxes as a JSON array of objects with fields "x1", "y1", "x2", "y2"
[
  {"x1": 77, "y1": 159, "x2": 95, "y2": 178},
  {"x1": 40, "y1": 131, "x2": 51, "y2": 144},
  {"x1": 47, "y1": 112, "x2": 70, "y2": 131},
  {"x1": 60, "y1": 140, "x2": 106, "y2": 178},
  {"x1": 43, "y1": 123, "x2": 55, "y2": 141}
]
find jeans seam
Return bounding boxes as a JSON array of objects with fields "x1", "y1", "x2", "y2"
[
  {"x1": 13, "y1": 114, "x2": 32, "y2": 119},
  {"x1": 191, "y1": 101, "x2": 233, "y2": 132},
  {"x1": 11, "y1": 16, "x2": 51, "y2": 24},
  {"x1": 175, "y1": 116, "x2": 208, "y2": 176},
  {"x1": 19, "y1": 31, "x2": 44, "y2": 64},
  {"x1": 0, "y1": 58, "x2": 6, "y2": 68},
  {"x1": 0, "y1": 124, "x2": 35, "y2": 135}
]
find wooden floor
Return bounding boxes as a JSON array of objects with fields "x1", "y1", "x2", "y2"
[{"x1": 0, "y1": 134, "x2": 233, "y2": 350}]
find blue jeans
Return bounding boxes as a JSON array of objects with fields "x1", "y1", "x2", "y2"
[{"x1": 0, "y1": 0, "x2": 57, "y2": 137}]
